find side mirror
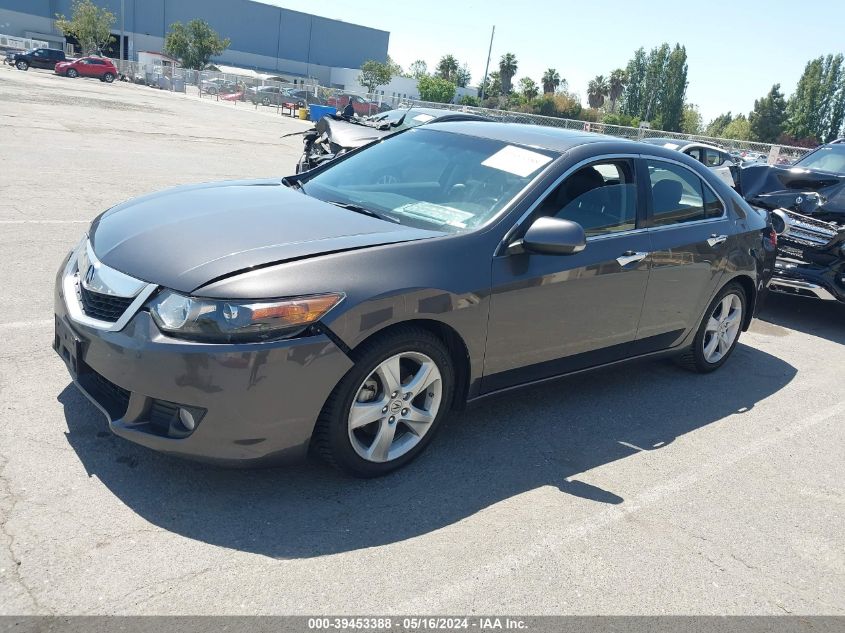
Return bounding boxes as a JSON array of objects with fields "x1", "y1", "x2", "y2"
[{"x1": 510, "y1": 217, "x2": 587, "y2": 256}]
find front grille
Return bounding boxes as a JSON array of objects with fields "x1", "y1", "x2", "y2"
[
  {"x1": 78, "y1": 366, "x2": 131, "y2": 420},
  {"x1": 781, "y1": 209, "x2": 838, "y2": 249},
  {"x1": 79, "y1": 285, "x2": 134, "y2": 322}
]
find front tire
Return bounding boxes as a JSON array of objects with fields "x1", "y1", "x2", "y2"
[
  {"x1": 677, "y1": 282, "x2": 746, "y2": 373},
  {"x1": 16, "y1": 60, "x2": 28, "y2": 71},
  {"x1": 261, "y1": 96, "x2": 270, "y2": 106},
  {"x1": 313, "y1": 326, "x2": 455, "y2": 477},
  {"x1": 66, "y1": 68, "x2": 78, "y2": 78},
  {"x1": 103, "y1": 72, "x2": 114, "y2": 83}
]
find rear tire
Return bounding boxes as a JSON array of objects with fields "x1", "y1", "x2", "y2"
[
  {"x1": 103, "y1": 72, "x2": 114, "y2": 83},
  {"x1": 16, "y1": 60, "x2": 28, "y2": 71},
  {"x1": 313, "y1": 326, "x2": 455, "y2": 478},
  {"x1": 261, "y1": 96, "x2": 270, "y2": 106},
  {"x1": 676, "y1": 282, "x2": 746, "y2": 373},
  {"x1": 66, "y1": 68, "x2": 78, "y2": 78}
]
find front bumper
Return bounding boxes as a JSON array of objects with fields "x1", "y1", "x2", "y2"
[
  {"x1": 54, "y1": 257, "x2": 354, "y2": 465},
  {"x1": 768, "y1": 258, "x2": 845, "y2": 303}
]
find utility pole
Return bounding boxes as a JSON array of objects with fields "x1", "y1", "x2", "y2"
[
  {"x1": 479, "y1": 25, "x2": 495, "y2": 101},
  {"x1": 120, "y1": 0, "x2": 125, "y2": 67}
]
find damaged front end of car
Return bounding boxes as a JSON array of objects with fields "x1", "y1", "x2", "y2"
[
  {"x1": 736, "y1": 163, "x2": 845, "y2": 302},
  {"x1": 290, "y1": 115, "x2": 395, "y2": 174}
]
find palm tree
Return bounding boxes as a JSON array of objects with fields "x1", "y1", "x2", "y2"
[
  {"x1": 541, "y1": 68, "x2": 561, "y2": 95},
  {"x1": 436, "y1": 54, "x2": 459, "y2": 82},
  {"x1": 587, "y1": 74, "x2": 608, "y2": 109},
  {"x1": 608, "y1": 68, "x2": 627, "y2": 113},
  {"x1": 499, "y1": 53, "x2": 518, "y2": 95}
]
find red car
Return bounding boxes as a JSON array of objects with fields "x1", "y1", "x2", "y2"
[
  {"x1": 326, "y1": 93, "x2": 390, "y2": 116},
  {"x1": 55, "y1": 56, "x2": 118, "y2": 83}
]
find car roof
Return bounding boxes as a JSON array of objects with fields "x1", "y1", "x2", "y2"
[
  {"x1": 641, "y1": 137, "x2": 730, "y2": 153},
  {"x1": 423, "y1": 121, "x2": 622, "y2": 152}
]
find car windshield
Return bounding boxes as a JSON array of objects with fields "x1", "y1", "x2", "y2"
[
  {"x1": 300, "y1": 128, "x2": 558, "y2": 232},
  {"x1": 794, "y1": 144, "x2": 845, "y2": 174}
]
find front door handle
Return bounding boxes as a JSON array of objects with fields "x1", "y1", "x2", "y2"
[
  {"x1": 707, "y1": 234, "x2": 728, "y2": 247},
  {"x1": 616, "y1": 251, "x2": 649, "y2": 267}
]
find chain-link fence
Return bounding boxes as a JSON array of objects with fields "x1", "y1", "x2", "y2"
[{"x1": 107, "y1": 58, "x2": 811, "y2": 163}]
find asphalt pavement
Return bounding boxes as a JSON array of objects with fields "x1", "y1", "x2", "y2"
[{"x1": 0, "y1": 66, "x2": 843, "y2": 615}]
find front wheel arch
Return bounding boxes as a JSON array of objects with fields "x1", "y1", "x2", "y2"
[{"x1": 340, "y1": 319, "x2": 472, "y2": 412}]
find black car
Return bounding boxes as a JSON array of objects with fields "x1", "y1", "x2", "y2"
[
  {"x1": 294, "y1": 107, "x2": 488, "y2": 173},
  {"x1": 9, "y1": 47, "x2": 67, "y2": 71},
  {"x1": 736, "y1": 139, "x2": 845, "y2": 303},
  {"x1": 54, "y1": 123, "x2": 777, "y2": 477}
]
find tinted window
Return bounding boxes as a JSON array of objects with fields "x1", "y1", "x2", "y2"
[
  {"x1": 647, "y1": 160, "x2": 709, "y2": 226},
  {"x1": 686, "y1": 147, "x2": 701, "y2": 162},
  {"x1": 704, "y1": 149, "x2": 722, "y2": 166},
  {"x1": 794, "y1": 144, "x2": 845, "y2": 174},
  {"x1": 540, "y1": 160, "x2": 638, "y2": 237},
  {"x1": 702, "y1": 181, "x2": 724, "y2": 219}
]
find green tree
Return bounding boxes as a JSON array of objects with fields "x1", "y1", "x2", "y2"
[
  {"x1": 459, "y1": 94, "x2": 480, "y2": 106},
  {"x1": 417, "y1": 75, "x2": 457, "y2": 103},
  {"x1": 164, "y1": 19, "x2": 231, "y2": 70},
  {"x1": 749, "y1": 84, "x2": 788, "y2": 142},
  {"x1": 681, "y1": 104, "x2": 703, "y2": 134},
  {"x1": 480, "y1": 71, "x2": 502, "y2": 99},
  {"x1": 408, "y1": 59, "x2": 428, "y2": 79},
  {"x1": 723, "y1": 114, "x2": 751, "y2": 140},
  {"x1": 541, "y1": 68, "x2": 561, "y2": 94},
  {"x1": 641, "y1": 43, "x2": 670, "y2": 124},
  {"x1": 621, "y1": 47, "x2": 647, "y2": 117},
  {"x1": 518, "y1": 77, "x2": 539, "y2": 101},
  {"x1": 435, "y1": 54, "x2": 459, "y2": 82},
  {"x1": 587, "y1": 75, "x2": 608, "y2": 109},
  {"x1": 705, "y1": 112, "x2": 733, "y2": 137},
  {"x1": 608, "y1": 68, "x2": 627, "y2": 113},
  {"x1": 357, "y1": 59, "x2": 395, "y2": 94},
  {"x1": 386, "y1": 55, "x2": 403, "y2": 78},
  {"x1": 54, "y1": 0, "x2": 115, "y2": 55},
  {"x1": 499, "y1": 53, "x2": 518, "y2": 95},
  {"x1": 786, "y1": 54, "x2": 845, "y2": 142},
  {"x1": 456, "y1": 63, "x2": 471, "y2": 88},
  {"x1": 660, "y1": 45, "x2": 688, "y2": 131}
]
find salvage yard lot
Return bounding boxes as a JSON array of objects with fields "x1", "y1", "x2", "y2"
[{"x1": 1, "y1": 66, "x2": 844, "y2": 615}]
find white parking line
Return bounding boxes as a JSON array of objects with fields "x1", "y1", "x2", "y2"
[
  {"x1": 0, "y1": 319, "x2": 54, "y2": 329},
  {"x1": 396, "y1": 399, "x2": 845, "y2": 610},
  {"x1": 0, "y1": 220, "x2": 88, "y2": 224}
]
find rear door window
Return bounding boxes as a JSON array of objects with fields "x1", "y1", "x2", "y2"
[{"x1": 647, "y1": 160, "x2": 707, "y2": 226}]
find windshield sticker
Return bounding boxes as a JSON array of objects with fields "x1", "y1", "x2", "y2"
[
  {"x1": 481, "y1": 145, "x2": 553, "y2": 177},
  {"x1": 663, "y1": 142, "x2": 680, "y2": 150},
  {"x1": 396, "y1": 202, "x2": 473, "y2": 227},
  {"x1": 412, "y1": 113, "x2": 435, "y2": 123}
]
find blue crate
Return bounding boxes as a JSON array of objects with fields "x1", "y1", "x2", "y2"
[{"x1": 309, "y1": 104, "x2": 337, "y2": 122}]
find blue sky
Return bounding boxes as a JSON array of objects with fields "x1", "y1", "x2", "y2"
[{"x1": 264, "y1": 0, "x2": 845, "y2": 122}]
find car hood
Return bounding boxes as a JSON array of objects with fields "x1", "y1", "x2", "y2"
[
  {"x1": 90, "y1": 179, "x2": 443, "y2": 293},
  {"x1": 316, "y1": 116, "x2": 394, "y2": 148},
  {"x1": 737, "y1": 163, "x2": 845, "y2": 220}
]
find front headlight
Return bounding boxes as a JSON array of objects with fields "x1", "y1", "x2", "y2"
[{"x1": 148, "y1": 290, "x2": 344, "y2": 343}]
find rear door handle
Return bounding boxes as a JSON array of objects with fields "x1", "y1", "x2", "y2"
[
  {"x1": 616, "y1": 251, "x2": 649, "y2": 267},
  {"x1": 707, "y1": 234, "x2": 728, "y2": 247}
]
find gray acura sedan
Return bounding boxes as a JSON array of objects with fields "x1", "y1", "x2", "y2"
[{"x1": 54, "y1": 122, "x2": 777, "y2": 477}]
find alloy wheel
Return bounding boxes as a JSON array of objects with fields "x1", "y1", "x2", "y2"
[
  {"x1": 702, "y1": 293, "x2": 742, "y2": 364},
  {"x1": 347, "y1": 352, "x2": 442, "y2": 463}
]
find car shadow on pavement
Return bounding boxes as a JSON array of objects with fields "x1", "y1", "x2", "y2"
[
  {"x1": 757, "y1": 293, "x2": 845, "y2": 345},
  {"x1": 59, "y1": 343, "x2": 795, "y2": 559}
]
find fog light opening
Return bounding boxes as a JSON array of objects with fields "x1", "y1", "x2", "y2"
[{"x1": 178, "y1": 408, "x2": 196, "y2": 432}]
